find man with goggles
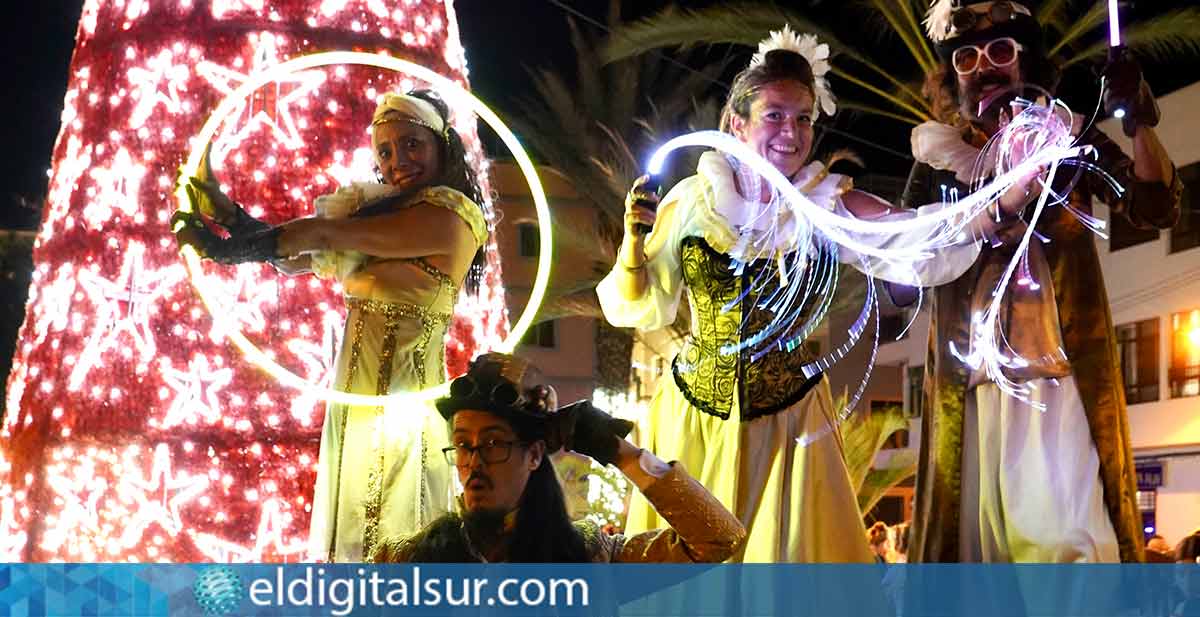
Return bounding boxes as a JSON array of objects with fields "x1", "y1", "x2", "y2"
[
  {"x1": 901, "y1": 0, "x2": 1181, "y2": 564},
  {"x1": 369, "y1": 353, "x2": 746, "y2": 563}
]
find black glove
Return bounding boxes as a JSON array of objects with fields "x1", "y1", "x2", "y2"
[
  {"x1": 183, "y1": 176, "x2": 270, "y2": 236},
  {"x1": 555, "y1": 401, "x2": 634, "y2": 467},
  {"x1": 171, "y1": 210, "x2": 280, "y2": 265},
  {"x1": 1103, "y1": 46, "x2": 1159, "y2": 137},
  {"x1": 181, "y1": 143, "x2": 271, "y2": 236}
]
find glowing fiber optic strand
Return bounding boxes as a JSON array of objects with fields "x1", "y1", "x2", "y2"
[
  {"x1": 174, "y1": 51, "x2": 553, "y2": 407},
  {"x1": 646, "y1": 130, "x2": 1085, "y2": 262},
  {"x1": 797, "y1": 266, "x2": 881, "y2": 447},
  {"x1": 645, "y1": 128, "x2": 1077, "y2": 352},
  {"x1": 947, "y1": 97, "x2": 1101, "y2": 408},
  {"x1": 949, "y1": 163, "x2": 1063, "y2": 410},
  {"x1": 738, "y1": 240, "x2": 839, "y2": 362},
  {"x1": 644, "y1": 98, "x2": 1099, "y2": 426}
]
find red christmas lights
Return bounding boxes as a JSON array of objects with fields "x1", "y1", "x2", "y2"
[{"x1": 1, "y1": 0, "x2": 506, "y2": 562}]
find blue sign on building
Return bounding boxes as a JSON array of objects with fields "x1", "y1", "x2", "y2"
[{"x1": 1136, "y1": 461, "x2": 1165, "y2": 490}]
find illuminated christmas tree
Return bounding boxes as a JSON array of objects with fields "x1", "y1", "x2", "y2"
[{"x1": 0, "y1": 0, "x2": 507, "y2": 562}]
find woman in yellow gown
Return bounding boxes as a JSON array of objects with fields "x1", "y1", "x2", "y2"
[{"x1": 175, "y1": 90, "x2": 488, "y2": 562}]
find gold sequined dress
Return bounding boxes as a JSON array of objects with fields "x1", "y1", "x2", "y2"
[{"x1": 306, "y1": 183, "x2": 488, "y2": 562}]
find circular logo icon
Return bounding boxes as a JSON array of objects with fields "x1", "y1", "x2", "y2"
[{"x1": 192, "y1": 566, "x2": 244, "y2": 616}]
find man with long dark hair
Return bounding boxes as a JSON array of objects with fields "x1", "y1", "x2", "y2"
[
  {"x1": 903, "y1": 1, "x2": 1181, "y2": 563},
  {"x1": 370, "y1": 353, "x2": 747, "y2": 563}
]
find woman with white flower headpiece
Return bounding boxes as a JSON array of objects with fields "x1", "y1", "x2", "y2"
[
  {"x1": 174, "y1": 89, "x2": 490, "y2": 562},
  {"x1": 598, "y1": 27, "x2": 985, "y2": 562}
]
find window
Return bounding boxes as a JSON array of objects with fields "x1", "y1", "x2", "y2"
[
  {"x1": 906, "y1": 365, "x2": 925, "y2": 418},
  {"x1": 524, "y1": 320, "x2": 556, "y2": 349},
  {"x1": 1116, "y1": 318, "x2": 1159, "y2": 404},
  {"x1": 517, "y1": 222, "x2": 539, "y2": 258},
  {"x1": 878, "y1": 311, "x2": 910, "y2": 343},
  {"x1": 1109, "y1": 213, "x2": 1159, "y2": 251},
  {"x1": 1136, "y1": 490, "x2": 1156, "y2": 512},
  {"x1": 1169, "y1": 309, "x2": 1200, "y2": 398},
  {"x1": 1170, "y1": 161, "x2": 1200, "y2": 254}
]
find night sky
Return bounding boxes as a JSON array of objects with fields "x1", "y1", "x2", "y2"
[{"x1": 1, "y1": 0, "x2": 1196, "y2": 230}]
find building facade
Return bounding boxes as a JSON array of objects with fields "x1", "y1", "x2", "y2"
[{"x1": 487, "y1": 160, "x2": 600, "y2": 404}]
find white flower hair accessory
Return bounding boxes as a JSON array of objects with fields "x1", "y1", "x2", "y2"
[
  {"x1": 750, "y1": 24, "x2": 837, "y2": 119},
  {"x1": 924, "y1": 0, "x2": 955, "y2": 43}
]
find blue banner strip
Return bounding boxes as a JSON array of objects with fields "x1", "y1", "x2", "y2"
[{"x1": 0, "y1": 563, "x2": 1195, "y2": 616}]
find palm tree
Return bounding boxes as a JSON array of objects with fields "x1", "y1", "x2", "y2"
[
  {"x1": 837, "y1": 397, "x2": 918, "y2": 517},
  {"x1": 601, "y1": 1, "x2": 1200, "y2": 128},
  {"x1": 501, "y1": 1, "x2": 725, "y2": 391}
]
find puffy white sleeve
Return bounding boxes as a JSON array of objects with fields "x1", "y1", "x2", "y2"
[
  {"x1": 310, "y1": 185, "x2": 369, "y2": 280},
  {"x1": 595, "y1": 178, "x2": 699, "y2": 331},
  {"x1": 834, "y1": 190, "x2": 981, "y2": 287}
]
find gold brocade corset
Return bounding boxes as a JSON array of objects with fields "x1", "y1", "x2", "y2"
[{"x1": 673, "y1": 237, "x2": 822, "y2": 421}]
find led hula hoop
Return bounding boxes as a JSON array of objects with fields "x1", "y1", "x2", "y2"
[{"x1": 174, "y1": 52, "x2": 553, "y2": 406}]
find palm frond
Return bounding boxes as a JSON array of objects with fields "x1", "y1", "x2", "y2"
[
  {"x1": 839, "y1": 401, "x2": 910, "y2": 495},
  {"x1": 601, "y1": 3, "x2": 867, "y2": 66},
  {"x1": 832, "y1": 68, "x2": 931, "y2": 123},
  {"x1": 858, "y1": 453, "x2": 917, "y2": 514},
  {"x1": 1059, "y1": 8, "x2": 1200, "y2": 68},
  {"x1": 897, "y1": 0, "x2": 940, "y2": 71},
  {"x1": 1036, "y1": 0, "x2": 1075, "y2": 34},
  {"x1": 834, "y1": 57, "x2": 932, "y2": 118},
  {"x1": 1048, "y1": 0, "x2": 1108, "y2": 57},
  {"x1": 535, "y1": 289, "x2": 605, "y2": 323},
  {"x1": 866, "y1": 0, "x2": 935, "y2": 74},
  {"x1": 835, "y1": 101, "x2": 923, "y2": 126}
]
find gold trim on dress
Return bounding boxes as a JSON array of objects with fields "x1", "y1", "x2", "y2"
[{"x1": 331, "y1": 297, "x2": 453, "y2": 561}]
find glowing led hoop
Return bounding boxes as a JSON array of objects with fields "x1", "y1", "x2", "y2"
[{"x1": 175, "y1": 51, "x2": 553, "y2": 406}]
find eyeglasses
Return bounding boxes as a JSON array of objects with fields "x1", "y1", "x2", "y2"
[
  {"x1": 950, "y1": 1, "x2": 1025, "y2": 36},
  {"x1": 952, "y1": 37, "x2": 1023, "y2": 75},
  {"x1": 442, "y1": 439, "x2": 528, "y2": 467}
]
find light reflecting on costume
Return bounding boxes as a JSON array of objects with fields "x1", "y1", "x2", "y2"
[{"x1": 645, "y1": 94, "x2": 1116, "y2": 427}]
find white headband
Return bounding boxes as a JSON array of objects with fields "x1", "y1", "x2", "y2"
[{"x1": 372, "y1": 93, "x2": 447, "y2": 138}]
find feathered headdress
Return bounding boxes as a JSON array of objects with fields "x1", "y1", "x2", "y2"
[
  {"x1": 924, "y1": 0, "x2": 956, "y2": 43},
  {"x1": 750, "y1": 24, "x2": 837, "y2": 119}
]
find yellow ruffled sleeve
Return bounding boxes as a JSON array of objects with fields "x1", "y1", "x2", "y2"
[{"x1": 413, "y1": 186, "x2": 488, "y2": 248}]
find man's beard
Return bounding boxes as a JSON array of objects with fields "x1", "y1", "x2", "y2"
[
  {"x1": 963, "y1": 71, "x2": 1019, "y2": 129},
  {"x1": 462, "y1": 507, "x2": 508, "y2": 549}
]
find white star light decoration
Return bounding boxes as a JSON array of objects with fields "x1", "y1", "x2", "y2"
[
  {"x1": 0, "y1": 455, "x2": 27, "y2": 560},
  {"x1": 156, "y1": 355, "x2": 234, "y2": 430},
  {"x1": 203, "y1": 266, "x2": 280, "y2": 339},
  {"x1": 82, "y1": 146, "x2": 146, "y2": 229},
  {"x1": 196, "y1": 33, "x2": 326, "y2": 156},
  {"x1": 28, "y1": 264, "x2": 77, "y2": 347},
  {"x1": 2, "y1": 362, "x2": 27, "y2": 431},
  {"x1": 317, "y1": 0, "x2": 390, "y2": 19},
  {"x1": 44, "y1": 134, "x2": 92, "y2": 232},
  {"x1": 126, "y1": 49, "x2": 190, "y2": 128},
  {"x1": 284, "y1": 312, "x2": 341, "y2": 426},
  {"x1": 114, "y1": 444, "x2": 210, "y2": 551},
  {"x1": 42, "y1": 468, "x2": 109, "y2": 558},
  {"x1": 211, "y1": 0, "x2": 266, "y2": 18},
  {"x1": 0, "y1": 496, "x2": 27, "y2": 560},
  {"x1": 192, "y1": 498, "x2": 307, "y2": 562},
  {"x1": 67, "y1": 241, "x2": 185, "y2": 391}
]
